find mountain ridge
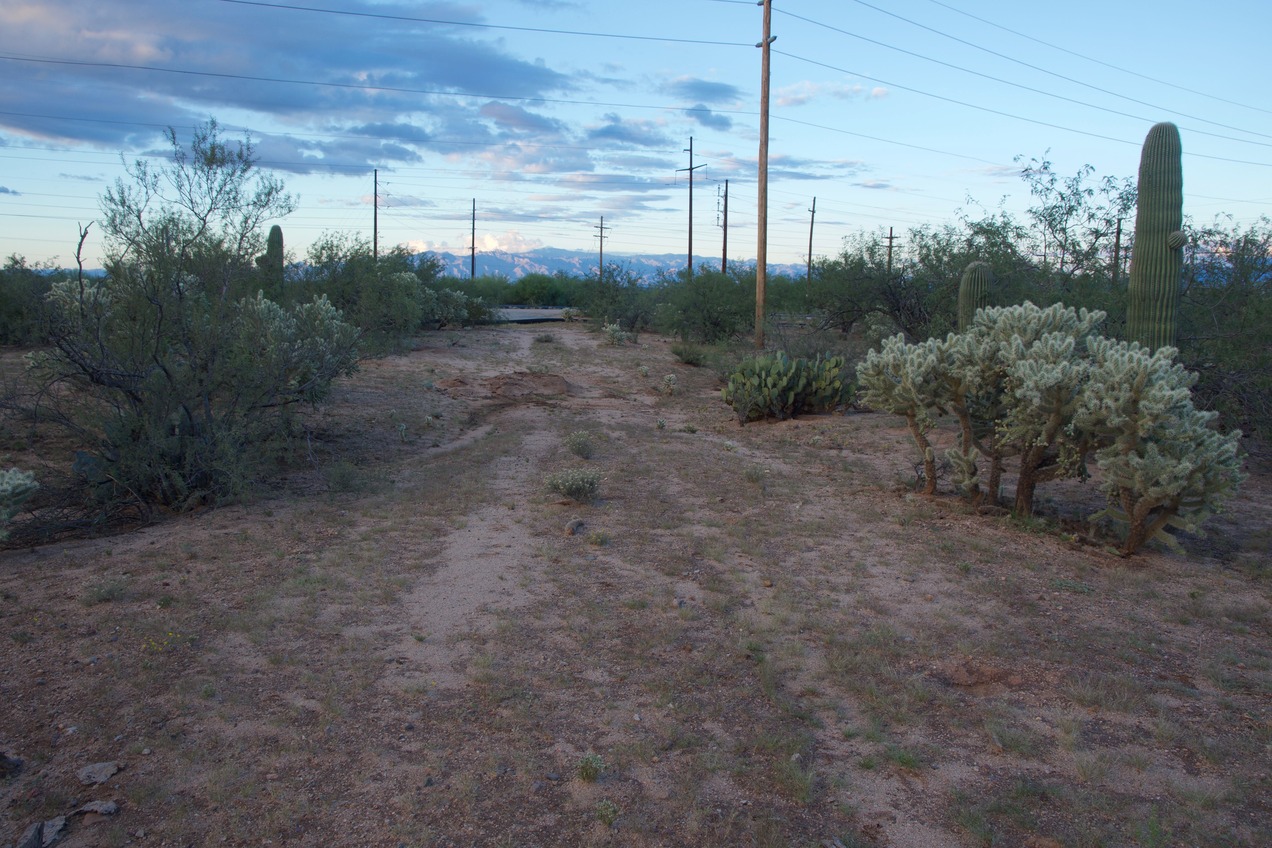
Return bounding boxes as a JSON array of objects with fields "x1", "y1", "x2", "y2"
[{"x1": 420, "y1": 247, "x2": 807, "y2": 281}]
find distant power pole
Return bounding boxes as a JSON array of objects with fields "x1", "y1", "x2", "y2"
[
  {"x1": 806, "y1": 196, "x2": 816, "y2": 290},
  {"x1": 755, "y1": 0, "x2": 774, "y2": 348},
  {"x1": 885, "y1": 226, "x2": 897, "y2": 277},
  {"x1": 1111, "y1": 217, "x2": 1123, "y2": 286},
  {"x1": 470, "y1": 198, "x2": 476, "y2": 279},
  {"x1": 678, "y1": 137, "x2": 707, "y2": 280},
  {"x1": 373, "y1": 168, "x2": 379, "y2": 262},
  {"x1": 594, "y1": 216, "x2": 610, "y2": 282},
  {"x1": 720, "y1": 179, "x2": 729, "y2": 273}
]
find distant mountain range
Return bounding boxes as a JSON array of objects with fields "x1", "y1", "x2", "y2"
[{"x1": 419, "y1": 247, "x2": 807, "y2": 281}]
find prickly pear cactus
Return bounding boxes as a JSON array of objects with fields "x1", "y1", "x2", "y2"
[
  {"x1": 722, "y1": 351, "x2": 850, "y2": 424},
  {"x1": 957, "y1": 261, "x2": 992, "y2": 332},
  {"x1": 1126, "y1": 122, "x2": 1185, "y2": 351}
]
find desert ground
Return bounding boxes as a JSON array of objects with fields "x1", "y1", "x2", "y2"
[{"x1": 2, "y1": 322, "x2": 1269, "y2": 847}]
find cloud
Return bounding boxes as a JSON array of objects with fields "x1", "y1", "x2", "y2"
[
  {"x1": 0, "y1": 186, "x2": 20, "y2": 195},
  {"x1": 685, "y1": 105, "x2": 732, "y2": 131},
  {"x1": 774, "y1": 81, "x2": 887, "y2": 108},
  {"x1": 478, "y1": 103, "x2": 566, "y2": 136},
  {"x1": 409, "y1": 230, "x2": 544, "y2": 253},
  {"x1": 854, "y1": 180, "x2": 893, "y2": 191},
  {"x1": 586, "y1": 114, "x2": 674, "y2": 149},
  {"x1": 664, "y1": 76, "x2": 742, "y2": 105},
  {"x1": 0, "y1": 0, "x2": 575, "y2": 166}
]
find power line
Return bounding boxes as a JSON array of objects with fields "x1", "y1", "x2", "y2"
[
  {"x1": 778, "y1": 8, "x2": 1272, "y2": 147},
  {"x1": 773, "y1": 50, "x2": 1272, "y2": 168},
  {"x1": 843, "y1": 0, "x2": 1272, "y2": 133},
  {"x1": 919, "y1": 0, "x2": 1272, "y2": 117},
  {"x1": 216, "y1": 0, "x2": 753, "y2": 47}
]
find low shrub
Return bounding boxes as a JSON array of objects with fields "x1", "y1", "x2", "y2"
[
  {"x1": 565, "y1": 431, "x2": 596, "y2": 459},
  {"x1": 0, "y1": 467, "x2": 38, "y2": 541},
  {"x1": 546, "y1": 469, "x2": 600, "y2": 503}
]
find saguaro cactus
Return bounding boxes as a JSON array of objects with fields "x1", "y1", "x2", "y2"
[
  {"x1": 1126, "y1": 122, "x2": 1185, "y2": 351},
  {"x1": 957, "y1": 261, "x2": 992, "y2": 332},
  {"x1": 257, "y1": 224, "x2": 285, "y2": 295}
]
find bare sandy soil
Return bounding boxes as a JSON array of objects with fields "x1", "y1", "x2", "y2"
[{"x1": 2, "y1": 323, "x2": 1269, "y2": 847}]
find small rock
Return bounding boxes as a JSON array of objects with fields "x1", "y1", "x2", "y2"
[
  {"x1": 15, "y1": 822, "x2": 42, "y2": 848},
  {"x1": 141, "y1": 748, "x2": 151, "y2": 755},
  {"x1": 762, "y1": 578, "x2": 773, "y2": 588},
  {"x1": 77, "y1": 801, "x2": 120, "y2": 816},
  {"x1": 0, "y1": 752, "x2": 23, "y2": 778},
  {"x1": 532, "y1": 780, "x2": 546, "y2": 792},
  {"x1": 545, "y1": 772, "x2": 561, "y2": 782},
  {"x1": 40, "y1": 816, "x2": 66, "y2": 847},
  {"x1": 564, "y1": 518, "x2": 585, "y2": 537},
  {"x1": 404, "y1": 723, "x2": 415, "y2": 731},
  {"x1": 77, "y1": 761, "x2": 121, "y2": 786},
  {"x1": 423, "y1": 776, "x2": 435, "y2": 787}
]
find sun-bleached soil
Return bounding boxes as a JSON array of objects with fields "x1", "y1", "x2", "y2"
[{"x1": 2, "y1": 323, "x2": 1269, "y2": 847}]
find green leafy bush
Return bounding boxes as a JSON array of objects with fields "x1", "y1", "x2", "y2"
[
  {"x1": 722, "y1": 352, "x2": 852, "y2": 424},
  {"x1": 35, "y1": 120, "x2": 360, "y2": 509}
]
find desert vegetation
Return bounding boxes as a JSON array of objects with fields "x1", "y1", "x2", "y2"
[{"x1": 1, "y1": 121, "x2": 1268, "y2": 846}]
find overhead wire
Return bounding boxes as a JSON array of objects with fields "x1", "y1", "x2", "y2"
[{"x1": 919, "y1": 0, "x2": 1272, "y2": 117}]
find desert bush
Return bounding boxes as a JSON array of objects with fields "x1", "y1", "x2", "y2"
[
  {"x1": 722, "y1": 352, "x2": 852, "y2": 424},
  {"x1": 670, "y1": 342, "x2": 706, "y2": 366},
  {"x1": 602, "y1": 323, "x2": 633, "y2": 345},
  {"x1": 35, "y1": 120, "x2": 360, "y2": 509},
  {"x1": 656, "y1": 267, "x2": 754, "y2": 343},
  {"x1": 0, "y1": 256, "x2": 57, "y2": 346},
  {"x1": 0, "y1": 467, "x2": 38, "y2": 541},
  {"x1": 546, "y1": 468, "x2": 601, "y2": 503},
  {"x1": 580, "y1": 263, "x2": 654, "y2": 333},
  {"x1": 565, "y1": 431, "x2": 595, "y2": 459}
]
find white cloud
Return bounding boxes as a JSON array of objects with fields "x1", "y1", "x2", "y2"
[
  {"x1": 775, "y1": 81, "x2": 888, "y2": 108},
  {"x1": 408, "y1": 230, "x2": 544, "y2": 254}
]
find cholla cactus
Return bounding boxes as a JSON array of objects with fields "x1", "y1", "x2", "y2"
[
  {"x1": 1075, "y1": 337, "x2": 1244, "y2": 555},
  {"x1": 856, "y1": 299, "x2": 1245, "y2": 553},
  {"x1": 1, "y1": 467, "x2": 38, "y2": 541},
  {"x1": 856, "y1": 335, "x2": 952, "y2": 494}
]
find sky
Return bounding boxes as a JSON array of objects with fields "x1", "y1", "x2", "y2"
[{"x1": 1, "y1": 0, "x2": 1269, "y2": 271}]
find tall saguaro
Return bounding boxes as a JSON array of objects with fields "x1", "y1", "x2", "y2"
[
  {"x1": 755, "y1": 0, "x2": 774, "y2": 348},
  {"x1": 1127, "y1": 122, "x2": 1185, "y2": 351}
]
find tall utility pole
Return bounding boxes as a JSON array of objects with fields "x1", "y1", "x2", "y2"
[
  {"x1": 721, "y1": 181, "x2": 730, "y2": 273},
  {"x1": 806, "y1": 196, "x2": 816, "y2": 290},
  {"x1": 885, "y1": 226, "x2": 897, "y2": 278},
  {"x1": 373, "y1": 168, "x2": 379, "y2": 262},
  {"x1": 755, "y1": 0, "x2": 774, "y2": 348},
  {"x1": 594, "y1": 216, "x2": 610, "y2": 282},
  {"x1": 678, "y1": 137, "x2": 706, "y2": 280},
  {"x1": 470, "y1": 198, "x2": 476, "y2": 279}
]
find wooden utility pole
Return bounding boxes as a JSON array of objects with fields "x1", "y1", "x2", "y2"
[
  {"x1": 755, "y1": 0, "x2": 774, "y2": 348},
  {"x1": 373, "y1": 168, "x2": 379, "y2": 262},
  {"x1": 594, "y1": 216, "x2": 610, "y2": 282},
  {"x1": 720, "y1": 179, "x2": 729, "y2": 273},
  {"x1": 470, "y1": 198, "x2": 476, "y2": 279},
  {"x1": 806, "y1": 196, "x2": 816, "y2": 290},
  {"x1": 678, "y1": 137, "x2": 706, "y2": 280}
]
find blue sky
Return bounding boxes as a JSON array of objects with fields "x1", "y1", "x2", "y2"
[{"x1": 1, "y1": 0, "x2": 1269, "y2": 270}]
